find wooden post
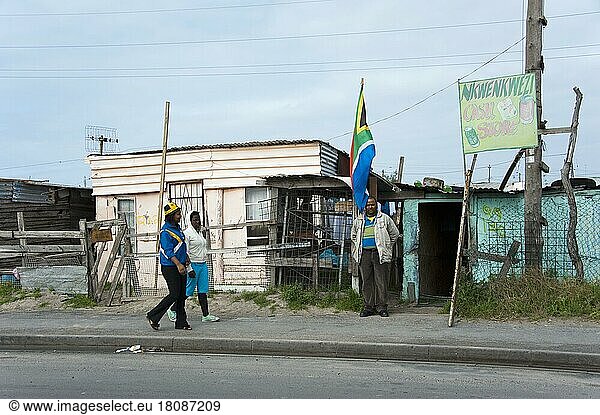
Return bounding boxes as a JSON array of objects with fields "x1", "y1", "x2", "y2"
[
  {"x1": 279, "y1": 194, "x2": 289, "y2": 285},
  {"x1": 214, "y1": 189, "x2": 224, "y2": 284},
  {"x1": 499, "y1": 149, "x2": 525, "y2": 191},
  {"x1": 448, "y1": 154, "x2": 477, "y2": 327},
  {"x1": 79, "y1": 219, "x2": 91, "y2": 297},
  {"x1": 312, "y1": 252, "x2": 319, "y2": 289},
  {"x1": 337, "y1": 214, "x2": 347, "y2": 289},
  {"x1": 560, "y1": 87, "x2": 584, "y2": 281},
  {"x1": 90, "y1": 241, "x2": 106, "y2": 298},
  {"x1": 16, "y1": 212, "x2": 26, "y2": 267},
  {"x1": 155, "y1": 101, "x2": 171, "y2": 254},
  {"x1": 154, "y1": 101, "x2": 170, "y2": 287},
  {"x1": 524, "y1": 0, "x2": 545, "y2": 271},
  {"x1": 396, "y1": 156, "x2": 405, "y2": 183}
]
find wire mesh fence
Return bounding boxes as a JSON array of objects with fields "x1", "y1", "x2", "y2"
[
  {"x1": 472, "y1": 191, "x2": 600, "y2": 280},
  {"x1": 270, "y1": 188, "x2": 353, "y2": 290}
]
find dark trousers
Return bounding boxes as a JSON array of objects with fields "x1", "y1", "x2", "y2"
[
  {"x1": 359, "y1": 249, "x2": 391, "y2": 312},
  {"x1": 147, "y1": 265, "x2": 188, "y2": 328}
]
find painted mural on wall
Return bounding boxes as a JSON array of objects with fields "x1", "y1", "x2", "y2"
[{"x1": 459, "y1": 73, "x2": 538, "y2": 154}]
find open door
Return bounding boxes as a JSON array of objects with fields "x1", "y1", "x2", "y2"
[{"x1": 418, "y1": 202, "x2": 462, "y2": 301}]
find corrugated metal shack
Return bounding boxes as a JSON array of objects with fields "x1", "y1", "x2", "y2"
[
  {"x1": 0, "y1": 178, "x2": 95, "y2": 272},
  {"x1": 380, "y1": 177, "x2": 600, "y2": 304}
]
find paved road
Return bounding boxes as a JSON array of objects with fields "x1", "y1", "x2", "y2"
[{"x1": 1, "y1": 351, "x2": 599, "y2": 399}]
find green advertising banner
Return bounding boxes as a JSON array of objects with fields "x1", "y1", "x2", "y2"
[{"x1": 459, "y1": 73, "x2": 538, "y2": 154}]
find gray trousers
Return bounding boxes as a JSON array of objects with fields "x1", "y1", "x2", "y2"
[{"x1": 359, "y1": 249, "x2": 391, "y2": 311}]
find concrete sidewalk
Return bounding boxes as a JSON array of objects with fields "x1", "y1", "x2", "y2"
[{"x1": 0, "y1": 310, "x2": 598, "y2": 372}]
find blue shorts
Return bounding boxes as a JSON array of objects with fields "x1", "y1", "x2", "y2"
[{"x1": 186, "y1": 262, "x2": 209, "y2": 296}]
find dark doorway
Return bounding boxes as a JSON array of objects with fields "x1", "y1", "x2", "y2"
[{"x1": 418, "y1": 202, "x2": 462, "y2": 300}]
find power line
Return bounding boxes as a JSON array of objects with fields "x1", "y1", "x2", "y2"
[
  {"x1": 1, "y1": 51, "x2": 598, "y2": 79},
  {"x1": 2, "y1": 42, "x2": 597, "y2": 73},
  {"x1": 325, "y1": 36, "x2": 525, "y2": 143},
  {"x1": 0, "y1": 0, "x2": 333, "y2": 17},
  {"x1": 0, "y1": 10, "x2": 596, "y2": 49},
  {"x1": 0, "y1": 60, "x2": 521, "y2": 79},
  {"x1": 0, "y1": 5, "x2": 597, "y2": 19},
  {"x1": 0, "y1": 158, "x2": 82, "y2": 171},
  {"x1": 0, "y1": 20, "x2": 525, "y2": 50}
]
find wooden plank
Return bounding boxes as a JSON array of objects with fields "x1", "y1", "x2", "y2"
[
  {"x1": 498, "y1": 240, "x2": 521, "y2": 278},
  {"x1": 269, "y1": 257, "x2": 336, "y2": 269},
  {"x1": 106, "y1": 254, "x2": 126, "y2": 306},
  {"x1": 86, "y1": 218, "x2": 126, "y2": 228},
  {"x1": 12, "y1": 230, "x2": 84, "y2": 239},
  {"x1": 0, "y1": 252, "x2": 24, "y2": 259},
  {"x1": 206, "y1": 242, "x2": 310, "y2": 254},
  {"x1": 469, "y1": 250, "x2": 507, "y2": 263},
  {"x1": 539, "y1": 127, "x2": 572, "y2": 135},
  {"x1": 0, "y1": 231, "x2": 13, "y2": 238},
  {"x1": 0, "y1": 245, "x2": 84, "y2": 253},
  {"x1": 378, "y1": 190, "x2": 426, "y2": 201},
  {"x1": 95, "y1": 224, "x2": 127, "y2": 302},
  {"x1": 17, "y1": 212, "x2": 26, "y2": 267}
]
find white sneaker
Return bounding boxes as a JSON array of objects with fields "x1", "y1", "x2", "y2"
[
  {"x1": 201, "y1": 314, "x2": 220, "y2": 322},
  {"x1": 167, "y1": 309, "x2": 177, "y2": 322}
]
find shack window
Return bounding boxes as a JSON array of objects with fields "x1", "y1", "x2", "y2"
[
  {"x1": 245, "y1": 187, "x2": 271, "y2": 221},
  {"x1": 245, "y1": 187, "x2": 271, "y2": 246},
  {"x1": 117, "y1": 198, "x2": 136, "y2": 254}
]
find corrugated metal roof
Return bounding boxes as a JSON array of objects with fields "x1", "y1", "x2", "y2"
[
  {"x1": 92, "y1": 139, "x2": 340, "y2": 156},
  {"x1": 320, "y1": 143, "x2": 339, "y2": 177},
  {"x1": 0, "y1": 178, "x2": 90, "y2": 204}
]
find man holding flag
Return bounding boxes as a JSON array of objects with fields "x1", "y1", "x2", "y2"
[{"x1": 349, "y1": 80, "x2": 399, "y2": 317}]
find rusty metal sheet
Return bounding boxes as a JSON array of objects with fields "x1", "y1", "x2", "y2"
[{"x1": 90, "y1": 228, "x2": 113, "y2": 244}]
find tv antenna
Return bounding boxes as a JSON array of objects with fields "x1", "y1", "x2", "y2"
[{"x1": 85, "y1": 125, "x2": 119, "y2": 155}]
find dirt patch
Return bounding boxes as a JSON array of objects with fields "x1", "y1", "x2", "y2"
[
  {"x1": 0, "y1": 290, "x2": 356, "y2": 318},
  {"x1": 0, "y1": 289, "x2": 442, "y2": 318}
]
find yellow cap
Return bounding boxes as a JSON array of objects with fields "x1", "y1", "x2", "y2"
[{"x1": 163, "y1": 202, "x2": 180, "y2": 216}]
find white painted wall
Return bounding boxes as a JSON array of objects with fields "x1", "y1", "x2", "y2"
[{"x1": 88, "y1": 143, "x2": 323, "y2": 196}]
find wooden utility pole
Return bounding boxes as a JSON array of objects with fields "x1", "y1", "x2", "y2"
[
  {"x1": 396, "y1": 156, "x2": 404, "y2": 183},
  {"x1": 448, "y1": 154, "x2": 477, "y2": 327},
  {"x1": 156, "y1": 101, "x2": 171, "y2": 253},
  {"x1": 524, "y1": 0, "x2": 546, "y2": 270}
]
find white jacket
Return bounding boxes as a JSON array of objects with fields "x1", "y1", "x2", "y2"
[
  {"x1": 183, "y1": 226, "x2": 207, "y2": 263},
  {"x1": 350, "y1": 211, "x2": 399, "y2": 264}
]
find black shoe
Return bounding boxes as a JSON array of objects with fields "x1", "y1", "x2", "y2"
[
  {"x1": 175, "y1": 324, "x2": 192, "y2": 330},
  {"x1": 359, "y1": 309, "x2": 375, "y2": 317},
  {"x1": 379, "y1": 309, "x2": 389, "y2": 317},
  {"x1": 146, "y1": 315, "x2": 160, "y2": 331}
]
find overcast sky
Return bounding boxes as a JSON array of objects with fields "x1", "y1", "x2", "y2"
[{"x1": 2, "y1": 0, "x2": 599, "y2": 187}]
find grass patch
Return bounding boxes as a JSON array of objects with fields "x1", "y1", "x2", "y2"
[
  {"x1": 64, "y1": 294, "x2": 97, "y2": 309},
  {"x1": 280, "y1": 284, "x2": 363, "y2": 312},
  {"x1": 239, "y1": 290, "x2": 275, "y2": 309},
  {"x1": 443, "y1": 272, "x2": 600, "y2": 320},
  {"x1": 0, "y1": 285, "x2": 41, "y2": 305}
]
